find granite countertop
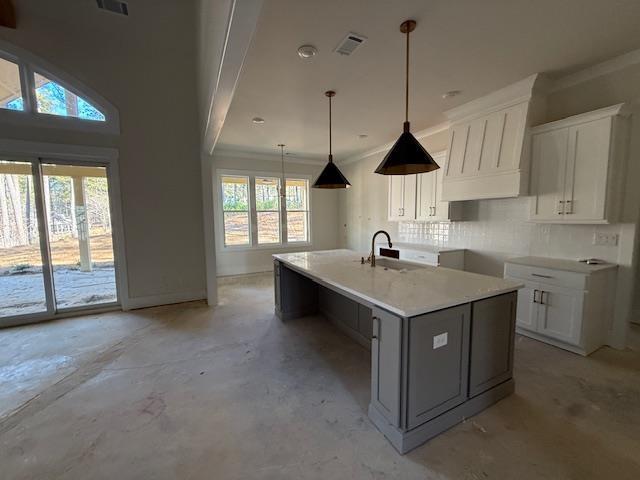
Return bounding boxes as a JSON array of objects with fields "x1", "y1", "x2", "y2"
[
  {"x1": 274, "y1": 249, "x2": 521, "y2": 317},
  {"x1": 505, "y1": 256, "x2": 618, "y2": 274}
]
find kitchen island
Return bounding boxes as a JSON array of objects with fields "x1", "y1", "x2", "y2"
[{"x1": 273, "y1": 249, "x2": 522, "y2": 454}]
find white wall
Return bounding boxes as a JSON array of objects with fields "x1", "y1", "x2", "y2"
[
  {"x1": 0, "y1": 0, "x2": 206, "y2": 308},
  {"x1": 338, "y1": 66, "x2": 640, "y2": 346},
  {"x1": 213, "y1": 153, "x2": 339, "y2": 276}
]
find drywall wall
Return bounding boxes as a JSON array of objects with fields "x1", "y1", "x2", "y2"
[
  {"x1": 338, "y1": 65, "x2": 640, "y2": 347},
  {"x1": 0, "y1": 0, "x2": 206, "y2": 308},
  {"x1": 213, "y1": 152, "x2": 339, "y2": 276}
]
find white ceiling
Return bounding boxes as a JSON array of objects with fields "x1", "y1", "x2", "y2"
[{"x1": 217, "y1": 0, "x2": 640, "y2": 161}]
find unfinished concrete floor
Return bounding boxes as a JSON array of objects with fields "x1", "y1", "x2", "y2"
[{"x1": 1, "y1": 273, "x2": 639, "y2": 479}]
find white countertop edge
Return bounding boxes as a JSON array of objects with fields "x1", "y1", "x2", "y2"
[
  {"x1": 504, "y1": 256, "x2": 618, "y2": 274},
  {"x1": 275, "y1": 256, "x2": 522, "y2": 318}
]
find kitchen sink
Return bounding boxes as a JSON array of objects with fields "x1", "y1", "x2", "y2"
[{"x1": 374, "y1": 257, "x2": 425, "y2": 271}]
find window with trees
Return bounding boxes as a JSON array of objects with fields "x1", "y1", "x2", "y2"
[
  {"x1": 219, "y1": 173, "x2": 311, "y2": 248},
  {"x1": 0, "y1": 53, "x2": 107, "y2": 123},
  {"x1": 221, "y1": 175, "x2": 250, "y2": 246}
]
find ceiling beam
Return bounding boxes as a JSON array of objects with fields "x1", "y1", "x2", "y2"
[
  {"x1": 202, "y1": 0, "x2": 263, "y2": 155},
  {"x1": 0, "y1": 0, "x2": 16, "y2": 29}
]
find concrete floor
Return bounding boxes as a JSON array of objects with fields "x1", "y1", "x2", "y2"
[{"x1": 1, "y1": 273, "x2": 639, "y2": 479}]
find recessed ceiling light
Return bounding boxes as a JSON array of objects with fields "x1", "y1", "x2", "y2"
[
  {"x1": 297, "y1": 45, "x2": 318, "y2": 58},
  {"x1": 358, "y1": 134, "x2": 368, "y2": 139},
  {"x1": 442, "y1": 90, "x2": 461, "y2": 99},
  {"x1": 252, "y1": 117, "x2": 265, "y2": 124}
]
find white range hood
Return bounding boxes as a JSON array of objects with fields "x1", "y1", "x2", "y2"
[{"x1": 441, "y1": 74, "x2": 548, "y2": 201}]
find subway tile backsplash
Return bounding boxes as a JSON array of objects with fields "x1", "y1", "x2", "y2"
[{"x1": 397, "y1": 197, "x2": 622, "y2": 276}]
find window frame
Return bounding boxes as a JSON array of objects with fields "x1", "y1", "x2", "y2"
[
  {"x1": 0, "y1": 40, "x2": 119, "y2": 134},
  {"x1": 285, "y1": 177, "x2": 311, "y2": 245},
  {"x1": 220, "y1": 174, "x2": 252, "y2": 248},
  {"x1": 216, "y1": 169, "x2": 312, "y2": 252}
]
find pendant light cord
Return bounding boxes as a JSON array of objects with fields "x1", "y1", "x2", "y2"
[
  {"x1": 328, "y1": 94, "x2": 333, "y2": 163},
  {"x1": 405, "y1": 26, "x2": 410, "y2": 123},
  {"x1": 278, "y1": 143, "x2": 285, "y2": 198}
]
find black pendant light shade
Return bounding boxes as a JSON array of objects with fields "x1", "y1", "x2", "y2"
[
  {"x1": 375, "y1": 122, "x2": 439, "y2": 175},
  {"x1": 376, "y1": 19, "x2": 439, "y2": 175},
  {"x1": 313, "y1": 156, "x2": 351, "y2": 188},
  {"x1": 313, "y1": 90, "x2": 351, "y2": 189}
]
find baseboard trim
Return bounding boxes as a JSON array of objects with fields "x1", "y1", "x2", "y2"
[{"x1": 124, "y1": 290, "x2": 206, "y2": 310}]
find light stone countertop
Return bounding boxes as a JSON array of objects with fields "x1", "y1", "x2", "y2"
[
  {"x1": 273, "y1": 249, "x2": 522, "y2": 318},
  {"x1": 505, "y1": 256, "x2": 618, "y2": 274}
]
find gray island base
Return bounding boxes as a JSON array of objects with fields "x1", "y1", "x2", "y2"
[{"x1": 273, "y1": 250, "x2": 520, "y2": 454}]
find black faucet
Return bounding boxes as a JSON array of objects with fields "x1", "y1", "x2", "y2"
[{"x1": 370, "y1": 230, "x2": 392, "y2": 267}]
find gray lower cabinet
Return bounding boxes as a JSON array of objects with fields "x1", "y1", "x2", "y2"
[
  {"x1": 468, "y1": 293, "x2": 516, "y2": 397},
  {"x1": 319, "y1": 286, "x2": 372, "y2": 347},
  {"x1": 274, "y1": 262, "x2": 318, "y2": 320},
  {"x1": 407, "y1": 304, "x2": 470, "y2": 429},
  {"x1": 371, "y1": 308, "x2": 402, "y2": 426}
]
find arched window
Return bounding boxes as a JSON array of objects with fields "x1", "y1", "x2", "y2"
[{"x1": 0, "y1": 41, "x2": 119, "y2": 133}]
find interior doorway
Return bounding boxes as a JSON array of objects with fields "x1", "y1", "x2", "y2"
[{"x1": 0, "y1": 157, "x2": 120, "y2": 327}]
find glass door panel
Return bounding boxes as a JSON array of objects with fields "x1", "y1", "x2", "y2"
[
  {"x1": 42, "y1": 163, "x2": 117, "y2": 310},
  {"x1": 0, "y1": 160, "x2": 47, "y2": 318}
]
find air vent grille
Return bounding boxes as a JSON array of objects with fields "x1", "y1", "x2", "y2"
[
  {"x1": 334, "y1": 32, "x2": 367, "y2": 56},
  {"x1": 97, "y1": 0, "x2": 129, "y2": 16}
]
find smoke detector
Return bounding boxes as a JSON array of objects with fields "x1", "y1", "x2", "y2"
[
  {"x1": 334, "y1": 32, "x2": 367, "y2": 56},
  {"x1": 96, "y1": 0, "x2": 129, "y2": 16}
]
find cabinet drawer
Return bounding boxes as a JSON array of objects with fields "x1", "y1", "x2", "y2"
[
  {"x1": 504, "y1": 263, "x2": 586, "y2": 290},
  {"x1": 401, "y1": 249, "x2": 439, "y2": 266}
]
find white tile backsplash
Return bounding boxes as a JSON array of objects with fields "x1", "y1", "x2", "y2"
[{"x1": 398, "y1": 197, "x2": 622, "y2": 277}]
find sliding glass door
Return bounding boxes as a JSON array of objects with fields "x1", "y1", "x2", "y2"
[
  {"x1": 0, "y1": 160, "x2": 48, "y2": 318},
  {"x1": 0, "y1": 158, "x2": 119, "y2": 327}
]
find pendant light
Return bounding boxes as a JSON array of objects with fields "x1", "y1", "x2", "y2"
[
  {"x1": 312, "y1": 90, "x2": 351, "y2": 189},
  {"x1": 278, "y1": 143, "x2": 286, "y2": 199},
  {"x1": 375, "y1": 20, "x2": 439, "y2": 175}
]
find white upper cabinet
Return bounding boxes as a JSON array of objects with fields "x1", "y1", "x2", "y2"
[
  {"x1": 390, "y1": 152, "x2": 462, "y2": 222},
  {"x1": 388, "y1": 174, "x2": 417, "y2": 221},
  {"x1": 441, "y1": 74, "x2": 547, "y2": 201},
  {"x1": 529, "y1": 104, "x2": 630, "y2": 224}
]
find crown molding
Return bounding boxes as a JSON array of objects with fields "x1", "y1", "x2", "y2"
[
  {"x1": 213, "y1": 148, "x2": 326, "y2": 166},
  {"x1": 339, "y1": 121, "x2": 450, "y2": 166},
  {"x1": 550, "y1": 48, "x2": 640, "y2": 93}
]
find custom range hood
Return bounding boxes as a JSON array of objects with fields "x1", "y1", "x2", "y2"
[
  {"x1": 375, "y1": 20, "x2": 439, "y2": 175},
  {"x1": 313, "y1": 90, "x2": 351, "y2": 189}
]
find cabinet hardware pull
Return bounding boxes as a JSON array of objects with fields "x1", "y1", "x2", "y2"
[
  {"x1": 558, "y1": 200, "x2": 565, "y2": 215},
  {"x1": 540, "y1": 291, "x2": 547, "y2": 305},
  {"x1": 531, "y1": 273, "x2": 553, "y2": 279},
  {"x1": 533, "y1": 289, "x2": 540, "y2": 303},
  {"x1": 372, "y1": 316, "x2": 380, "y2": 340},
  {"x1": 565, "y1": 200, "x2": 574, "y2": 214}
]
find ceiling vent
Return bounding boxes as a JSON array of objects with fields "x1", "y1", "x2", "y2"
[
  {"x1": 334, "y1": 32, "x2": 367, "y2": 56},
  {"x1": 96, "y1": 0, "x2": 129, "y2": 16}
]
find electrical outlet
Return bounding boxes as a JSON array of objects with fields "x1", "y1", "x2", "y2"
[{"x1": 593, "y1": 232, "x2": 619, "y2": 246}]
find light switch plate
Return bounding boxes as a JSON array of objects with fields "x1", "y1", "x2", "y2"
[{"x1": 433, "y1": 332, "x2": 448, "y2": 349}]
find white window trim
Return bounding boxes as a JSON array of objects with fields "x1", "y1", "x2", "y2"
[
  {"x1": 0, "y1": 39, "x2": 120, "y2": 134},
  {"x1": 215, "y1": 169, "x2": 312, "y2": 252}
]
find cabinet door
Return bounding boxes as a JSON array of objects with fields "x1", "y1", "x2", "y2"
[
  {"x1": 469, "y1": 293, "x2": 516, "y2": 397},
  {"x1": 388, "y1": 176, "x2": 405, "y2": 220},
  {"x1": 431, "y1": 167, "x2": 454, "y2": 221},
  {"x1": 537, "y1": 284, "x2": 584, "y2": 346},
  {"x1": 564, "y1": 118, "x2": 611, "y2": 221},
  {"x1": 407, "y1": 304, "x2": 470, "y2": 429},
  {"x1": 358, "y1": 304, "x2": 373, "y2": 340},
  {"x1": 530, "y1": 128, "x2": 569, "y2": 221},
  {"x1": 514, "y1": 281, "x2": 539, "y2": 331},
  {"x1": 416, "y1": 171, "x2": 436, "y2": 220},
  {"x1": 403, "y1": 174, "x2": 417, "y2": 220},
  {"x1": 274, "y1": 261, "x2": 281, "y2": 315},
  {"x1": 371, "y1": 308, "x2": 402, "y2": 427}
]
